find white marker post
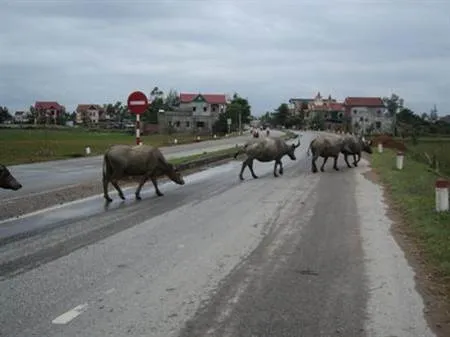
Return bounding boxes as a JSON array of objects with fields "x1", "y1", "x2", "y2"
[
  {"x1": 377, "y1": 143, "x2": 383, "y2": 153},
  {"x1": 85, "y1": 146, "x2": 91, "y2": 155},
  {"x1": 435, "y1": 179, "x2": 449, "y2": 212},
  {"x1": 174, "y1": 138, "x2": 178, "y2": 145},
  {"x1": 396, "y1": 151, "x2": 404, "y2": 170}
]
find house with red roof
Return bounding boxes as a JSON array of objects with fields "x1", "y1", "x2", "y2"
[
  {"x1": 75, "y1": 104, "x2": 107, "y2": 125},
  {"x1": 34, "y1": 101, "x2": 65, "y2": 124},
  {"x1": 344, "y1": 96, "x2": 392, "y2": 133},
  {"x1": 159, "y1": 92, "x2": 229, "y2": 133}
]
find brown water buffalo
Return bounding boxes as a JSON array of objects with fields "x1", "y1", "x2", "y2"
[
  {"x1": 234, "y1": 136, "x2": 300, "y2": 180},
  {"x1": 102, "y1": 144, "x2": 185, "y2": 202},
  {"x1": 340, "y1": 134, "x2": 373, "y2": 168},
  {"x1": 0, "y1": 164, "x2": 22, "y2": 190},
  {"x1": 307, "y1": 134, "x2": 349, "y2": 173}
]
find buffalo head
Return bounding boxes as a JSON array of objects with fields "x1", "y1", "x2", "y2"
[
  {"x1": 166, "y1": 164, "x2": 185, "y2": 185},
  {"x1": 287, "y1": 139, "x2": 301, "y2": 160},
  {"x1": 0, "y1": 164, "x2": 22, "y2": 190},
  {"x1": 359, "y1": 137, "x2": 373, "y2": 154}
]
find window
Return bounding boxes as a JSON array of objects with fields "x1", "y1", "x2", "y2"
[
  {"x1": 359, "y1": 117, "x2": 363, "y2": 122},
  {"x1": 186, "y1": 121, "x2": 190, "y2": 127},
  {"x1": 203, "y1": 106, "x2": 207, "y2": 112},
  {"x1": 196, "y1": 121, "x2": 205, "y2": 128},
  {"x1": 375, "y1": 121, "x2": 382, "y2": 129},
  {"x1": 168, "y1": 121, "x2": 172, "y2": 126},
  {"x1": 212, "y1": 106, "x2": 216, "y2": 112},
  {"x1": 377, "y1": 110, "x2": 381, "y2": 115},
  {"x1": 192, "y1": 106, "x2": 196, "y2": 112},
  {"x1": 353, "y1": 109, "x2": 357, "y2": 114},
  {"x1": 175, "y1": 121, "x2": 180, "y2": 127},
  {"x1": 338, "y1": 112, "x2": 343, "y2": 119}
]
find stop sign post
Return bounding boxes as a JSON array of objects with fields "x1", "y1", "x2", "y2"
[{"x1": 127, "y1": 91, "x2": 149, "y2": 145}]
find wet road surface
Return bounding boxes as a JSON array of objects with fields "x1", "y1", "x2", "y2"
[
  {"x1": 0, "y1": 130, "x2": 282, "y2": 201},
  {"x1": 0, "y1": 132, "x2": 435, "y2": 337}
]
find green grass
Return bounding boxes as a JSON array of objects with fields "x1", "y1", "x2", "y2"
[
  {"x1": 403, "y1": 139, "x2": 450, "y2": 177},
  {"x1": 0, "y1": 128, "x2": 227, "y2": 165},
  {"x1": 371, "y1": 149, "x2": 450, "y2": 281}
]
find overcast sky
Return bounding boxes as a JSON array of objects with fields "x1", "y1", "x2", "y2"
[{"x1": 1, "y1": 0, "x2": 449, "y2": 116}]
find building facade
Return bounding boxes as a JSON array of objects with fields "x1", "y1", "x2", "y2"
[
  {"x1": 159, "y1": 93, "x2": 229, "y2": 133},
  {"x1": 75, "y1": 104, "x2": 108, "y2": 125},
  {"x1": 344, "y1": 97, "x2": 392, "y2": 134},
  {"x1": 34, "y1": 101, "x2": 65, "y2": 124}
]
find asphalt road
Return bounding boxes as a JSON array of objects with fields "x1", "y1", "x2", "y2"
[
  {"x1": 0, "y1": 130, "x2": 283, "y2": 201},
  {"x1": 0, "y1": 131, "x2": 435, "y2": 337}
]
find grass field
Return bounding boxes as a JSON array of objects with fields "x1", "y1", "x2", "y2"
[
  {"x1": 0, "y1": 128, "x2": 228, "y2": 166},
  {"x1": 403, "y1": 138, "x2": 450, "y2": 177},
  {"x1": 370, "y1": 149, "x2": 450, "y2": 290}
]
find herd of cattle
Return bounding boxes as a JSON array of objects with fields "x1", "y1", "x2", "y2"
[{"x1": 0, "y1": 132, "x2": 373, "y2": 203}]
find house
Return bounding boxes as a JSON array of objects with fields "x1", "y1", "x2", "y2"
[
  {"x1": 34, "y1": 101, "x2": 65, "y2": 123},
  {"x1": 75, "y1": 104, "x2": 107, "y2": 125},
  {"x1": 14, "y1": 111, "x2": 29, "y2": 124},
  {"x1": 288, "y1": 97, "x2": 314, "y2": 116},
  {"x1": 159, "y1": 93, "x2": 229, "y2": 133},
  {"x1": 344, "y1": 97, "x2": 392, "y2": 134}
]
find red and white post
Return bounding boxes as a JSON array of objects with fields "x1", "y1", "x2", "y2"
[
  {"x1": 435, "y1": 179, "x2": 449, "y2": 212},
  {"x1": 127, "y1": 90, "x2": 148, "y2": 146},
  {"x1": 135, "y1": 114, "x2": 141, "y2": 145}
]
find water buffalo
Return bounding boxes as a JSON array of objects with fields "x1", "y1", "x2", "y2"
[
  {"x1": 102, "y1": 144, "x2": 185, "y2": 202},
  {"x1": 0, "y1": 164, "x2": 22, "y2": 190},
  {"x1": 307, "y1": 134, "x2": 350, "y2": 173},
  {"x1": 234, "y1": 136, "x2": 301, "y2": 180},
  {"x1": 340, "y1": 134, "x2": 373, "y2": 168}
]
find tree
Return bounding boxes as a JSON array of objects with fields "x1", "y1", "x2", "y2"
[
  {"x1": 164, "y1": 88, "x2": 179, "y2": 109},
  {"x1": 429, "y1": 104, "x2": 438, "y2": 123},
  {"x1": 273, "y1": 103, "x2": 290, "y2": 126},
  {"x1": 383, "y1": 93, "x2": 404, "y2": 136},
  {"x1": 226, "y1": 93, "x2": 252, "y2": 130},
  {"x1": 0, "y1": 106, "x2": 12, "y2": 123},
  {"x1": 144, "y1": 97, "x2": 164, "y2": 124},
  {"x1": 311, "y1": 113, "x2": 325, "y2": 130}
]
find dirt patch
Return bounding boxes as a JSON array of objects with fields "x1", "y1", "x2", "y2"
[
  {"x1": 371, "y1": 134, "x2": 407, "y2": 152},
  {"x1": 363, "y1": 162, "x2": 450, "y2": 337},
  {"x1": 0, "y1": 156, "x2": 236, "y2": 221}
]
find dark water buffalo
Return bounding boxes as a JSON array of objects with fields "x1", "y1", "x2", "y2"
[
  {"x1": 307, "y1": 134, "x2": 349, "y2": 173},
  {"x1": 102, "y1": 144, "x2": 185, "y2": 202},
  {"x1": 234, "y1": 136, "x2": 301, "y2": 180},
  {"x1": 341, "y1": 134, "x2": 373, "y2": 168},
  {"x1": 0, "y1": 164, "x2": 22, "y2": 190}
]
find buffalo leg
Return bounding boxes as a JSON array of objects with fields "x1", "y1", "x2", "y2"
[
  {"x1": 320, "y1": 157, "x2": 328, "y2": 172},
  {"x1": 278, "y1": 160, "x2": 284, "y2": 175},
  {"x1": 239, "y1": 160, "x2": 247, "y2": 180},
  {"x1": 333, "y1": 155, "x2": 340, "y2": 171},
  {"x1": 312, "y1": 155, "x2": 318, "y2": 173},
  {"x1": 248, "y1": 159, "x2": 258, "y2": 179},
  {"x1": 343, "y1": 153, "x2": 352, "y2": 168},
  {"x1": 273, "y1": 161, "x2": 279, "y2": 177},
  {"x1": 102, "y1": 176, "x2": 113, "y2": 202},
  {"x1": 111, "y1": 180, "x2": 125, "y2": 200},
  {"x1": 151, "y1": 176, "x2": 164, "y2": 196},
  {"x1": 135, "y1": 175, "x2": 150, "y2": 200},
  {"x1": 354, "y1": 153, "x2": 361, "y2": 167}
]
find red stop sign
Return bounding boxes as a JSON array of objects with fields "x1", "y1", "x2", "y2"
[{"x1": 127, "y1": 91, "x2": 149, "y2": 115}]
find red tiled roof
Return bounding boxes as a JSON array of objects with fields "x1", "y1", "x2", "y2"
[
  {"x1": 76, "y1": 104, "x2": 104, "y2": 112},
  {"x1": 180, "y1": 93, "x2": 227, "y2": 104},
  {"x1": 344, "y1": 97, "x2": 384, "y2": 107},
  {"x1": 327, "y1": 102, "x2": 345, "y2": 111},
  {"x1": 35, "y1": 101, "x2": 62, "y2": 110}
]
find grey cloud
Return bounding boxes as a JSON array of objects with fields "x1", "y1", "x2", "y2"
[{"x1": 1, "y1": 0, "x2": 449, "y2": 115}]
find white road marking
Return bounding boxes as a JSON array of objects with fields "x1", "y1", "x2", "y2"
[{"x1": 51, "y1": 303, "x2": 88, "y2": 325}]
